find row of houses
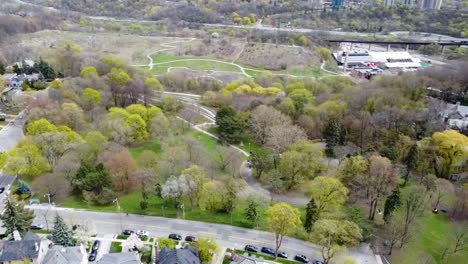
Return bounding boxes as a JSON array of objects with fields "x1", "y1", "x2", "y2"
[
  {"x1": 0, "y1": 231, "x2": 200, "y2": 264},
  {"x1": 1, "y1": 73, "x2": 41, "y2": 103}
]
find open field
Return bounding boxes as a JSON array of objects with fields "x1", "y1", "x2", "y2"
[
  {"x1": 391, "y1": 214, "x2": 468, "y2": 264},
  {"x1": 148, "y1": 52, "x2": 327, "y2": 79}
]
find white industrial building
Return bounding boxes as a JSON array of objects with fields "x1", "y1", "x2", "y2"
[{"x1": 333, "y1": 51, "x2": 424, "y2": 71}]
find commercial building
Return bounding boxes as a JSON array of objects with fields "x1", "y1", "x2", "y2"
[
  {"x1": 331, "y1": 0, "x2": 345, "y2": 9},
  {"x1": 420, "y1": 0, "x2": 443, "y2": 9},
  {"x1": 333, "y1": 50, "x2": 424, "y2": 72}
]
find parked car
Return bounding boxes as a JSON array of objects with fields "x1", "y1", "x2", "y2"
[
  {"x1": 92, "y1": 240, "x2": 100, "y2": 251},
  {"x1": 312, "y1": 260, "x2": 325, "y2": 264},
  {"x1": 185, "y1": 235, "x2": 197, "y2": 242},
  {"x1": 136, "y1": 230, "x2": 149, "y2": 237},
  {"x1": 88, "y1": 251, "x2": 97, "y2": 262},
  {"x1": 277, "y1": 251, "x2": 288, "y2": 258},
  {"x1": 123, "y1": 229, "x2": 135, "y2": 235},
  {"x1": 168, "y1": 233, "x2": 182, "y2": 240},
  {"x1": 261, "y1": 247, "x2": 275, "y2": 256},
  {"x1": 0, "y1": 187, "x2": 5, "y2": 194},
  {"x1": 244, "y1": 245, "x2": 258, "y2": 253},
  {"x1": 294, "y1": 254, "x2": 309, "y2": 263},
  {"x1": 30, "y1": 224, "x2": 44, "y2": 230}
]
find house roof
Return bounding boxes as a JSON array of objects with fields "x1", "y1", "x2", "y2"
[
  {"x1": 23, "y1": 231, "x2": 41, "y2": 241},
  {"x1": 96, "y1": 252, "x2": 141, "y2": 264},
  {"x1": 43, "y1": 245, "x2": 85, "y2": 264},
  {"x1": 0, "y1": 240, "x2": 40, "y2": 262},
  {"x1": 159, "y1": 245, "x2": 200, "y2": 264}
]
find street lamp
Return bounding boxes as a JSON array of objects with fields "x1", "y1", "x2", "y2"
[{"x1": 113, "y1": 198, "x2": 123, "y2": 231}]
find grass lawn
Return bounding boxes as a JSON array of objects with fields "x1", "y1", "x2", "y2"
[
  {"x1": 110, "y1": 241, "x2": 123, "y2": 253},
  {"x1": 116, "y1": 234, "x2": 129, "y2": 240},
  {"x1": 188, "y1": 130, "x2": 221, "y2": 159},
  {"x1": 391, "y1": 214, "x2": 468, "y2": 264},
  {"x1": 129, "y1": 139, "x2": 162, "y2": 159},
  {"x1": 227, "y1": 249, "x2": 300, "y2": 264},
  {"x1": 0, "y1": 120, "x2": 6, "y2": 126}
]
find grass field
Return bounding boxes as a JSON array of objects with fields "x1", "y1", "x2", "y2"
[
  {"x1": 391, "y1": 214, "x2": 468, "y2": 264},
  {"x1": 129, "y1": 139, "x2": 162, "y2": 159},
  {"x1": 110, "y1": 241, "x2": 123, "y2": 253},
  {"x1": 149, "y1": 52, "x2": 324, "y2": 78}
]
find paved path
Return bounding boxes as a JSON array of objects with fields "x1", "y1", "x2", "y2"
[{"x1": 28, "y1": 205, "x2": 378, "y2": 264}]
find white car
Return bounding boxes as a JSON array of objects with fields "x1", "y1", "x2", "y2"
[{"x1": 136, "y1": 230, "x2": 149, "y2": 237}]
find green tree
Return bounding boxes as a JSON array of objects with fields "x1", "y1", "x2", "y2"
[
  {"x1": 249, "y1": 148, "x2": 272, "y2": 178},
  {"x1": 383, "y1": 187, "x2": 401, "y2": 223},
  {"x1": 288, "y1": 89, "x2": 312, "y2": 114},
  {"x1": 279, "y1": 141, "x2": 324, "y2": 189},
  {"x1": 0, "y1": 196, "x2": 34, "y2": 236},
  {"x1": 432, "y1": 130, "x2": 467, "y2": 178},
  {"x1": 323, "y1": 119, "x2": 346, "y2": 157},
  {"x1": 309, "y1": 176, "x2": 349, "y2": 217},
  {"x1": 51, "y1": 214, "x2": 75, "y2": 247},
  {"x1": 312, "y1": 219, "x2": 362, "y2": 264},
  {"x1": 244, "y1": 198, "x2": 259, "y2": 228},
  {"x1": 402, "y1": 144, "x2": 418, "y2": 186},
  {"x1": 266, "y1": 203, "x2": 302, "y2": 259},
  {"x1": 126, "y1": 104, "x2": 149, "y2": 121},
  {"x1": 145, "y1": 77, "x2": 163, "y2": 92},
  {"x1": 0, "y1": 140, "x2": 51, "y2": 178},
  {"x1": 85, "y1": 131, "x2": 108, "y2": 156},
  {"x1": 109, "y1": 67, "x2": 131, "y2": 86},
  {"x1": 157, "y1": 237, "x2": 176, "y2": 249},
  {"x1": 304, "y1": 198, "x2": 318, "y2": 236},
  {"x1": 26, "y1": 118, "x2": 58, "y2": 135},
  {"x1": 198, "y1": 237, "x2": 219, "y2": 263},
  {"x1": 82, "y1": 88, "x2": 101, "y2": 106},
  {"x1": 126, "y1": 114, "x2": 149, "y2": 143},
  {"x1": 80, "y1": 66, "x2": 98, "y2": 78},
  {"x1": 215, "y1": 107, "x2": 242, "y2": 144},
  {"x1": 71, "y1": 163, "x2": 113, "y2": 198},
  {"x1": 16, "y1": 180, "x2": 31, "y2": 195},
  {"x1": 337, "y1": 155, "x2": 368, "y2": 187},
  {"x1": 297, "y1": 35, "x2": 308, "y2": 46},
  {"x1": 317, "y1": 47, "x2": 332, "y2": 61}
]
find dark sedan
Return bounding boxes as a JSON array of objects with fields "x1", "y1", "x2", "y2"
[
  {"x1": 185, "y1": 235, "x2": 197, "y2": 242},
  {"x1": 261, "y1": 247, "x2": 275, "y2": 255},
  {"x1": 92, "y1": 240, "x2": 100, "y2": 251},
  {"x1": 122, "y1": 229, "x2": 135, "y2": 235},
  {"x1": 244, "y1": 245, "x2": 258, "y2": 253},
  {"x1": 294, "y1": 254, "x2": 310, "y2": 263},
  {"x1": 168, "y1": 233, "x2": 182, "y2": 240},
  {"x1": 88, "y1": 251, "x2": 97, "y2": 262}
]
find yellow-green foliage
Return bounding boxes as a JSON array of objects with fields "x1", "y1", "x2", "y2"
[{"x1": 220, "y1": 81, "x2": 282, "y2": 96}]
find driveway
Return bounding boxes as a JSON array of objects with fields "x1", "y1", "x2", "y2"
[{"x1": 29, "y1": 205, "x2": 378, "y2": 264}]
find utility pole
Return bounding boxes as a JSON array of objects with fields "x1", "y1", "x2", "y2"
[
  {"x1": 44, "y1": 193, "x2": 51, "y2": 205},
  {"x1": 113, "y1": 198, "x2": 122, "y2": 231}
]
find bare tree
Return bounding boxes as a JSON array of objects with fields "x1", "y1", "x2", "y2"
[
  {"x1": 248, "y1": 105, "x2": 291, "y2": 144},
  {"x1": 363, "y1": 154, "x2": 398, "y2": 220},
  {"x1": 266, "y1": 124, "x2": 307, "y2": 153},
  {"x1": 33, "y1": 172, "x2": 71, "y2": 203}
]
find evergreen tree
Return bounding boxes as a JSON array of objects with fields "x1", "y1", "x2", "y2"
[
  {"x1": 51, "y1": 214, "x2": 75, "y2": 247},
  {"x1": 383, "y1": 187, "x2": 401, "y2": 223},
  {"x1": 304, "y1": 198, "x2": 318, "y2": 235},
  {"x1": 323, "y1": 119, "x2": 341, "y2": 157},
  {"x1": 0, "y1": 62, "x2": 5, "y2": 75},
  {"x1": 16, "y1": 180, "x2": 32, "y2": 195},
  {"x1": 0, "y1": 196, "x2": 34, "y2": 236},
  {"x1": 403, "y1": 144, "x2": 418, "y2": 186},
  {"x1": 244, "y1": 198, "x2": 259, "y2": 228},
  {"x1": 35, "y1": 58, "x2": 56, "y2": 80},
  {"x1": 215, "y1": 106, "x2": 242, "y2": 144}
]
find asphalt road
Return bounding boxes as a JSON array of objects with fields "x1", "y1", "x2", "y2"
[
  {"x1": 0, "y1": 112, "x2": 26, "y2": 153},
  {"x1": 29, "y1": 205, "x2": 377, "y2": 264}
]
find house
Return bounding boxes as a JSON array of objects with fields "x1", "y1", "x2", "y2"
[
  {"x1": 0, "y1": 231, "x2": 51, "y2": 264},
  {"x1": 158, "y1": 245, "x2": 200, "y2": 264},
  {"x1": 96, "y1": 252, "x2": 141, "y2": 264},
  {"x1": 42, "y1": 244, "x2": 88, "y2": 264},
  {"x1": 444, "y1": 102, "x2": 468, "y2": 131}
]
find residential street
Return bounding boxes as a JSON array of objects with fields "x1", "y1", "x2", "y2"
[
  {"x1": 0, "y1": 111, "x2": 25, "y2": 153},
  {"x1": 29, "y1": 205, "x2": 378, "y2": 264}
]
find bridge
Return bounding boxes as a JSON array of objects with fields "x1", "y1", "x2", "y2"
[{"x1": 326, "y1": 39, "x2": 468, "y2": 52}]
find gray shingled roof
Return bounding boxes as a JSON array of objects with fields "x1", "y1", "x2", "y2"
[
  {"x1": 97, "y1": 252, "x2": 141, "y2": 264},
  {"x1": 159, "y1": 245, "x2": 200, "y2": 264},
  {"x1": 0, "y1": 240, "x2": 40, "y2": 262},
  {"x1": 42, "y1": 246, "x2": 85, "y2": 264}
]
